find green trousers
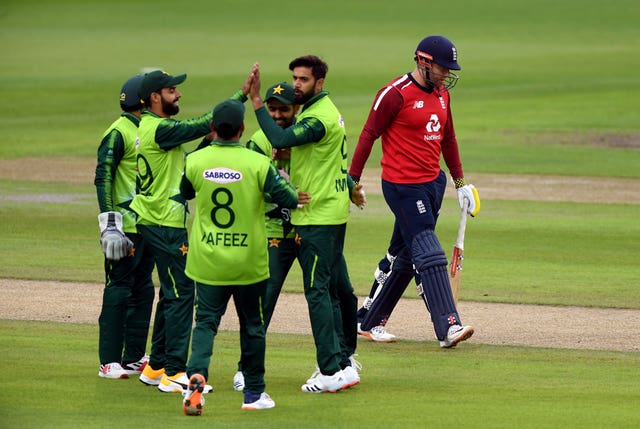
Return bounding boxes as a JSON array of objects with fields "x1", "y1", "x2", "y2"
[
  {"x1": 99, "y1": 232, "x2": 155, "y2": 365},
  {"x1": 187, "y1": 280, "x2": 267, "y2": 394},
  {"x1": 137, "y1": 225, "x2": 194, "y2": 376},
  {"x1": 236, "y1": 237, "x2": 298, "y2": 373},
  {"x1": 296, "y1": 223, "x2": 357, "y2": 375},
  {"x1": 332, "y1": 254, "x2": 358, "y2": 369},
  {"x1": 263, "y1": 237, "x2": 299, "y2": 328}
]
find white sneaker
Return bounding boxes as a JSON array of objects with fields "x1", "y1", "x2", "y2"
[
  {"x1": 440, "y1": 325, "x2": 474, "y2": 348},
  {"x1": 158, "y1": 372, "x2": 213, "y2": 394},
  {"x1": 241, "y1": 392, "x2": 275, "y2": 410},
  {"x1": 343, "y1": 366, "x2": 360, "y2": 387},
  {"x1": 98, "y1": 362, "x2": 129, "y2": 379},
  {"x1": 182, "y1": 374, "x2": 206, "y2": 416},
  {"x1": 357, "y1": 323, "x2": 397, "y2": 343},
  {"x1": 301, "y1": 370, "x2": 349, "y2": 393},
  {"x1": 306, "y1": 367, "x2": 321, "y2": 384},
  {"x1": 233, "y1": 371, "x2": 245, "y2": 392},
  {"x1": 122, "y1": 355, "x2": 149, "y2": 375}
]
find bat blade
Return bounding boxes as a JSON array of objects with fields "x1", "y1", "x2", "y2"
[{"x1": 449, "y1": 198, "x2": 469, "y2": 305}]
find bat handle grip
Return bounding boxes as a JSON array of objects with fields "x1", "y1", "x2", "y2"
[
  {"x1": 462, "y1": 197, "x2": 470, "y2": 216},
  {"x1": 456, "y1": 198, "x2": 469, "y2": 249}
]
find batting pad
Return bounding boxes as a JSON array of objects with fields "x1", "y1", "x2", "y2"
[
  {"x1": 360, "y1": 250, "x2": 414, "y2": 331},
  {"x1": 411, "y1": 230, "x2": 459, "y2": 339}
]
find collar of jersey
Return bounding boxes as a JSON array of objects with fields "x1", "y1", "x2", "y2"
[
  {"x1": 301, "y1": 90, "x2": 329, "y2": 112},
  {"x1": 210, "y1": 140, "x2": 243, "y2": 147}
]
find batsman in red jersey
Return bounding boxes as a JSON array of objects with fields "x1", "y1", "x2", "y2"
[{"x1": 349, "y1": 35, "x2": 480, "y2": 347}]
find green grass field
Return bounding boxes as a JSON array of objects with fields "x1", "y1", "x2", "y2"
[
  {"x1": 2, "y1": 321, "x2": 639, "y2": 429},
  {"x1": 1, "y1": 0, "x2": 639, "y2": 427}
]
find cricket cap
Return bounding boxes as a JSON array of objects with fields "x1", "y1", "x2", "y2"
[
  {"x1": 138, "y1": 70, "x2": 187, "y2": 99},
  {"x1": 264, "y1": 82, "x2": 295, "y2": 105},
  {"x1": 212, "y1": 99, "x2": 245, "y2": 129},
  {"x1": 120, "y1": 75, "x2": 144, "y2": 109}
]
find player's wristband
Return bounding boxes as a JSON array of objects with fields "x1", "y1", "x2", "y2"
[
  {"x1": 349, "y1": 174, "x2": 360, "y2": 185},
  {"x1": 454, "y1": 177, "x2": 466, "y2": 189}
]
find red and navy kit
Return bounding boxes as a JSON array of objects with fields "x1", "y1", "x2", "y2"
[
  {"x1": 349, "y1": 73, "x2": 463, "y2": 183},
  {"x1": 349, "y1": 73, "x2": 467, "y2": 341}
]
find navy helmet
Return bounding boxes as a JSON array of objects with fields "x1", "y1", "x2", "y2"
[{"x1": 415, "y1": 35, "x2": 461, "y2": 71}]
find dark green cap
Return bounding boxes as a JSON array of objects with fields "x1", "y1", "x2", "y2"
[
  {"x1": 138, "y1": 70, "x2": 187, "y2": 99},
  {"x1": 264, "y1": 82, "x2": 295, "y2": 104},
  {"x1": 212, "y1": 99, "x2": 245, "y2": 129}
]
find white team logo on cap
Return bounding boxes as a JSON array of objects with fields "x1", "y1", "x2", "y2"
[{"x1": 204, "y1": 167, "x2": 242, "y2": 184}]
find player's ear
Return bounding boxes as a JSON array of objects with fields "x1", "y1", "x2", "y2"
[
  {"x1": 209, "y1": 120, "x2": 215, "y2": 133},
  {"x1": 150, "y1": 92, "x2": 161, "y2": 104}
]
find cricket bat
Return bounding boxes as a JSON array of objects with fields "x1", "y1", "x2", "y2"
[{"x1": 449, "y1": 198, "x2": 469, "y2": 305}]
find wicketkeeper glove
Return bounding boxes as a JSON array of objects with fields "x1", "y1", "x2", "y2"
[
  {"x1": 455, "y1": 183, "x2": 481, "y2": 217},
  {"x1": 98, "y1": 212, "x2": 133, "y2": 261}
]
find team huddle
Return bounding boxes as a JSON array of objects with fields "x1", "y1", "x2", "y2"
[{"x1": 94, "y1": 35, "x2": 481, "y2": 416}]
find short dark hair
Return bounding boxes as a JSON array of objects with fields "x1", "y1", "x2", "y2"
[
  {"x1": 215, "y1": 123, "x2": 242, "y2": 140},
  {"x1": 289, "y1": 55, "x2": 328, "y2": 79},
  {"x1": 121, "y1": 103, "x2": 143, "y2": 113}
]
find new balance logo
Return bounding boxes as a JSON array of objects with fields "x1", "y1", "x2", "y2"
[{"x1": 413, "y1": 100, "x2": 424, "y2": 109}]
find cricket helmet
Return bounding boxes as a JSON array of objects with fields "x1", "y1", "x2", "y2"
[
  {"x1": 415, "y1": 35, "x2": 461, "y2": 71},
  {"x1": 120, "y1": 75, "x2": 144, "y2": 110}
]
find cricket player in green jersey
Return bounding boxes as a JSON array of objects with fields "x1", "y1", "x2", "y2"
[
  {"x1": 94, "y1": 75, "x2": 155, "y2": 379},
  {"x1": 248, "y1": 58, "x2": 365, "y2": 393},
  {"x1": 230, "y1": 82, "x2": 299, "y2": 392},
  {"x1": 180, "y1": 99, "x2": 305, "y2": 414},
  {"x1": 247, "y1": 83, "x2": 299, "y2": 329},
  {"x1": 131, "y1": 69, "x2": 252, "y2": 393}
]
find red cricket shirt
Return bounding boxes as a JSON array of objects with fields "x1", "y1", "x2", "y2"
[{"x1": 349, "y1": 73, "x2": 463, "y2": 184}]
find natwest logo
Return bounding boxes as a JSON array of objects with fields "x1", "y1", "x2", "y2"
[
  {"x1": 203, "y1": 167, "x2": 242, "y2": 184},
  {"x1": 425, "y1": 114, "x2": 441, "y2": 133}
]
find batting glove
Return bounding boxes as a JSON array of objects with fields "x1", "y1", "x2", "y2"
[
  {"x1": 456, "y1": 184, "x2": 481, "y2": 217},
  {"x1": 98, "y1": 212, "x2": 133, "y2": 261}
]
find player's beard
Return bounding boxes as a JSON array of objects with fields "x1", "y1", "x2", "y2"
[
  {"x1": 294, "y1": 87, "x2": 315, "y2": 105},
  {"x1": 161, "y1": 97, "x2": 180, "y2": 116},
  {"x1": 275, "y1": 117, "x2": 295, "y2": 128}
]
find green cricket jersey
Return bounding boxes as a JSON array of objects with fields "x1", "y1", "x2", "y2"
[
  {"x1": 246, "y1": 130, "x2": 295, "y2": 239},
  {"x1": 255, "y1": 91, "x2": 350, "y2": 226},
  {"x1": 291, "y1": 93, "x2": 349, "y2": 225},
  {"x1": 129, "y1": 110, "x2": 211, "y2": 228},
  {"x1": 94, "y1": 112, "x2": 140, "y2": 233},
  {"x1": 182, "y1": 141, "x2": 299, "y2": 285},
  {"x1": 130, "y1": 91, "x2": 247, "y2": 229}
]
